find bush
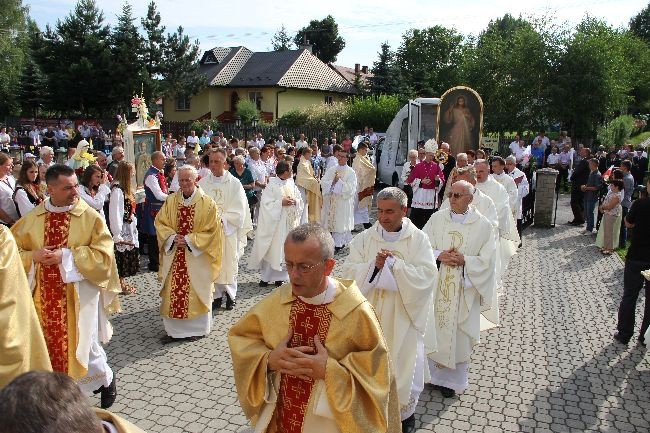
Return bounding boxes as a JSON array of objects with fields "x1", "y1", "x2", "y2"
[
  {"x1": 597, "y1": 115, "x2": 635, "y2": 149},
  {"x1": 236, "y1": 99, "x2": 260, "y2": 124},
  {"x1": 277, "y1": 109, "x2": 309, "y2": 128},
  {"x1": 344, "y1": 95, "x2": 402, "y2": 131},
  {"x1": 277, "y1": 95, "x2": 402, "y2": 132},
  {"x1": 189, "y1": 119, "x2": 220, "y2": 135}
]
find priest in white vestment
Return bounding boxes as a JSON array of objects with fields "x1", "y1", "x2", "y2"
[
  {"x1": 155, "y1": 166, "x2": 223, "y2": 341},
  {"x1": 422, "y1": 180, "x2": 497, "y2": 398},
  {"x1": 249, "y1": 161, "x2": 303, "y2": 287},
  {"x1": 321, "y1": 145, "x2": 357, "y2": 252},
  {"x1": 505, "y1": 155, "x2": 530, "y2": 242},
  {"x1": 438, "y1": 166, "x2": 501, "y2": 330},
  {"x1": 341, "y1": 187, "x2": 436, "y2": 433},
  {"x1": 352, "y1": 141, "x2": 376, "y2": 229},
  {"x1": 490, "y1": 156, "x2": 519, "y2": 217},
  {"x1": 198, "y1": 149, "x2": 249, "y2": 311}
]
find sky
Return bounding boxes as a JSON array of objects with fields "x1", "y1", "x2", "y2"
[{"x1": 25, "y1": 0, "x2": 649, "y2": 68}]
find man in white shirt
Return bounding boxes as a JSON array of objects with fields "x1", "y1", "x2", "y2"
[
  {"x1": 255, "y1": 132, "x2": 266, "y2": 149},
  {"x1": 55, "y1": 125, "x2": 69, "y2": 148},
  {"x1": 276, "y1": 134, "x2": 288, "y2": 148},
  {"x1": 28, "y1": 126, "x2": 41, "y2": 147},
  {"x1": 186, "y1": 130, "x2": 199, "y2": 147},
  {"x1": 508, "y1": 134, "x2": 521, "y2": 156},
  {"x1": 512, "y1": 139, "x2": 531, "y2": 165},
  {"x1": 368, "y1": 127, "x2": 378, "y2": 147},
  {"x1": 505, "y1": 156, "x2": 530, "y2": 242},
  {"x1": 295, "y1": 133, "x2": 307, "y2": 149},
  {"x1": 0, "y1": 127, "x2": 10, "y2": 150}
]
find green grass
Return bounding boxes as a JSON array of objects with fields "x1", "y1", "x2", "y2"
[{"x1": 629, "y1": 131, "x2": 650, "y2": 146}]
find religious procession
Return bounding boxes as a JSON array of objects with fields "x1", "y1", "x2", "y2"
[{"x1": 3, "y1": 0, "x2": 650, "y2": 432}]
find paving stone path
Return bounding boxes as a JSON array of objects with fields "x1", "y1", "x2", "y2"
[{"x1": 91, "y1": 195, "x2": 650, "y2": 432}]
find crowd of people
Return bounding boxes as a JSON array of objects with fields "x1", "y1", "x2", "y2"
[{"x1": 0, "y1": 121, "x2": 649, "y2": 433}]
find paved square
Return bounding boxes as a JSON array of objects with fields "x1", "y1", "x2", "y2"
[{"x1": 91, "y1": 196, "x2": 650, "y2": 432}]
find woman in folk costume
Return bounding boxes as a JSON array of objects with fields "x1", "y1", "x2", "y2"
[
  {"x1": 352, "y1": 140, "x2": 376, "y2": 230},
  {"x1": 295, "y1": 146, "x2": 322, "y2": 223},
  {"x1": 109, "y1": 162, "x2": 140, "y2": 294}
]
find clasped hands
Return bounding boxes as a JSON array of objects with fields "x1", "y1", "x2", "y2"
[
  {"x1": 282, "y1": 197, "x2": 296, "y2": 206},
  {"x1": 438, "y1": 248, "x2": 465, "y2": 267},
  {"x1": 268, "y1": 329, "x2": 328, "y2": 381},
  {"x1": 33, "y1": 246, "x2": 63, "y2": 265},
  {"x1": 174, "y1": 234, "x2": 187, "y2": 247},
  {"x1": 375, "y1": 249, "x2": 394, "y2": 269}
]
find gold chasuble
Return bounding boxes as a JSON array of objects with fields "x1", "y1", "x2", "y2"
[
  {"x1": 295, "y1": 158, "x2": 322, "y2": 223},
  {"x1": 352, "y1": 154, "x2": 376, "y2": 211},
  {"x1": 228, "y1": 279, "x2": 401, "y2": 433},
  {"x1": 11, "y1": 199, "x2": 115, "y2": 380},
  {"x1": 155, "y1": 187, "x2": 223, "y2": 320},
  {"x1": 0, "y1": 226, "x2": 52, "y2": 389}
]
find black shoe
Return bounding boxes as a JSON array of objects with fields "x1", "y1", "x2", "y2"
[
  {"x1": 638, "y1": 336, "x2": 646, "y2": 347},
  {"x1": 614, "y1": 332, "x2": 630, "y2": 345},
  {"x1": 439, "y1": 386, "x2": 455, "y2": 398},
  {"x1": 225, "y1": 294, "x2": 235, "y2": 310},
  {"x1": 363, "y1": 223, "x2": 372, "y2": 229},
  {"x1": 401, "y1": 414, "x2": 415, "y2": 433},
  {"x1": 212, "y1": 298, "x2": 222, "y2": 310},
  {"x1": 274, "y1": 281, "x2": 284, "y2": 287},
  {"x1": 334, "y1": 246, "x2": 342, "y2": 254},
  {"x1": 259, "y1": 280, "x2": 269, "y2": 287},
  {"x1": 93, "y1": 376, "x2": 117, "y2": 409}
]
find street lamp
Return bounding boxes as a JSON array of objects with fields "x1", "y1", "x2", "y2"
[
  {"x1": 252, "y1": 118, "x2": 258, "y2": 128},
  {"x1": 235, "y1": 116, "x2": 242, "y2": 128}
]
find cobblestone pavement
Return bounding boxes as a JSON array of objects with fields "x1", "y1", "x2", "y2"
[{"x1": 90, "y1": 195, "x2": 650, "y2": 432}]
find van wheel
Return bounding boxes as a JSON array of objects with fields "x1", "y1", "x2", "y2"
[{"x1": 392, "y1": 173, "x2": 399, "y2": 187}]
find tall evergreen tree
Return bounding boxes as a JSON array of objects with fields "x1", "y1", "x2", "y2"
[
  {"x1": 35, "y1": 0, "x2": 112, "y2": 116},
  {"x1": 160, "y1": 26, "x2": 206, "y2": 101},
  {"x1": 109, "y1": 2, "x2": 146, "y2": 111},
  {"x1": 141, "y1": 0, "x2": 166, "y2": 99},
  {"x1": 630, "y1": 3, "x2": 650, "y2": 43},
  {"x1": 271, "y1": 24, "x2": 294, "y2": 51},
  {"x1": 18, "y1": 57, "x2": 48, "y2": 119},
  {"x1": 370, "y1": 42, "x2": 400, "y2": 95}
]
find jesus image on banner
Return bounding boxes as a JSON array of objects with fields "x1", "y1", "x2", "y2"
[{"x1": 443, "y1": 95, "x2": 475, "y2": 156}]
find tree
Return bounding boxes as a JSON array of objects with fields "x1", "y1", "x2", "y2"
[
  {"x1": 17, "y1": 56, "x2": 48, "y2": 119},
  {"x1": 159, "y1": 26, "x2": 206, "y2": 101},
  {"x1": 462, "y1": 14, "x2": 555, "y2": 132},
  {"x1": 141, "y1": 0, "x2": 166, "y2": 99},
  {"x1": 630, "y1": 3, "x2": 650, "y2": 43},
  {"x1": 369, "y1": 42, "x2": 401, "y2": 95},
  {"x1": 34, "y1": 0, "x2": 113, "y2": 116},
  {"x1": 395, "y1": 26, "x2": 466, "y2": 98},
  {"x1": 294, "y1": 15, "x2": 345, "y2": 63},
  {"x1": 0, "y1": 0, "x2": 32, "y2": 117},
  {"x1": 549, "y1": 18, "x2": 636, "y2": 141},
  {"x1": 271, "y1": 24, "x2": 294, "y2": 51},
  {"x1": 109, "y1": 2, "x2": 146, "y2": 111}
]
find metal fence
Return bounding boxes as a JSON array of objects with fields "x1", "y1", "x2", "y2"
[{"x1": 161, "y1": 121, "x2": 356, "y2": 144}]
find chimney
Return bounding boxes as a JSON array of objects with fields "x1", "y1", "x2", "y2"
[
  {"x1": 361, "y1": 65, "x2": 368, "y2": 74},
  {"x1": 355, "y1": 63, "x2": 360, "y2": 74},
  {"x1": 299, "y1": 44, "x2": 313, "y2": 53}
]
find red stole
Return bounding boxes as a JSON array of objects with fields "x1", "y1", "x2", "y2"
[
  {"x1": 277, "y1": 298, "x2": 333, "y2": 433},
  {"x1": 38, "y1": 211, "x2": 71, "y2": 373},
  {"x1": 168, "y1": 203, "x2": 195, "y2": 318}
]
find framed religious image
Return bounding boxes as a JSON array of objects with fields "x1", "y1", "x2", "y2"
[
  {"x1": 133, "y1": 130, "x2": 161, "y2": 186},
  {"x1": 437, "y1": 86, "x2": 483, "y2": 157}
]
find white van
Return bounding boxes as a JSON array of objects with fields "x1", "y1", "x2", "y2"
[{"x1": 376, "y1": 97, "x2": 441, "y2": 186}]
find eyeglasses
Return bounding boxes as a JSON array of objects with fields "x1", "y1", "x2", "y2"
[
  {"x1": 281, "y1": 261, "x2": 324, "y2": 274},
  {"x1": 447, "y1": 192, "x2": 470, "y2": 199}
]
